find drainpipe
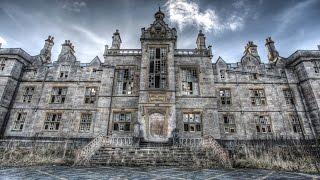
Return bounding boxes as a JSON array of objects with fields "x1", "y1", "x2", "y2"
[{"x1": 106, "y1": 66, "x2": 116, "y2": 136}]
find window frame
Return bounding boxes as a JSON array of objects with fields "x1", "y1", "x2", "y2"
[
  {"x1": 11, "y1": 112, "x2": 27, "y2": 131},
  {"x1": 254, "y1": 115, "x2": 272, "y2": 133},
  {"x1": 219, "y1": 89, "x2": 232, "y2": 105},
  {"x1": 148, "y1": 47, "x2": 167, "y2": 89},
  {"x1": 222, "y1": 114, "x2": 236, "y2": 133},
  {"x1": 22, "y1": 86, "x2": 35, "y2": 103},
  {"x1": 115, "y1": 68, "x2": 134, "y2": 95},
  {"x1": 250, "y1": 89, "x2": 267, "y2": 106},
  {"x1": 44, "y1": 112, "x2": 62, "y2": 131},
  {"x1": 113, "y1": 112, "x2": 132, "y2": 132},
  {"x1": 183, "y1": 113, "x2": 202, "y2": 132},
  {"x1": 84, "y1": 87, "x2": 98, "y2": 104},
  {"x1": 181, "y1": 67, "x2": 199, "y2": 95},
  {"x1": 50, "y1": 87, "x2": 68, "y2": 104},
  {"x1": 283, "y1": 88, "x2": 294, "y2": 105},
  {"x1": 79, "y1": 113, "x2": 93, "y2": 133}
]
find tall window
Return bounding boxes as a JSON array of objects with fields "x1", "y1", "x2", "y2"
[
  {"x1": 44, "y1": 113, "x2": 62, "y2": 131},
  {"x1": 79, "y1": 113, "x2": 92, "y2": 132},
  {"x1": 181, "y1": 68, "x2": 198, "y2": 95},
  {"x1": 113, "y1": 112, "x2": 131, "y2": 132},
  {"x1": 59, "y1": 65, "x2": 70, "y2": 78},
  {"x1": 50, "y1": 87, "x2": 67, "y2": 104},
  {"x1": 22, "y1": 87, "x2": 35, "y2": 103},
  {"x1": 250, "y1": 89, "x2": 266, "y2": 106},
  {"x1": 290, "y1": 114, "x2": 302, "y2": 133},
  {"x1": 313, "y1": 61, "x2": 320, "y2": 73},
  {"x1": 219, "y1": 89, "x2": 232, "y2": 105},
  {"x1": 85, "y1": 87, "x2": 98, "y2": 104},
  {"x1": 116, "y1": 69, "x2": 134, "y2": 95},
  {"x1": 183, "y1": 113, "x2": 201, "y2": 132},
  {"x1": 283, "y1": 89, "x2": 294, "y2": 105},
  {"x1": 254, "y1": 115, "x2": 272, "y2": 133},
  {"x1": 0, "y1": 59, "x2": 5, "y2": 71},
  {"x1": 222, "y1": 114, "x2": 236, "y2": 133},
  {"x1": 149, "y1": 48, "x2": 167, "y2": 89},
  {"x1": 12, "y1": 112, "x2": 26, "y2": 131},
  {"x1": 90, "y1": 69, "x2": 97, "y2": 78}
]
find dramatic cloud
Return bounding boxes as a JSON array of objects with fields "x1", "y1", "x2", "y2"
[
  {"x1": 0, "y1": 36, "x2": 7, "y2": 47},
  {"x1": 71, "y1": 25, "x2": 105, "y2": 45},
  {"x1": 165, "y1": 0, "x2": 247, "y2": 33},
  {"x1": 165, "y1": 0, "x2": 219, "y2": 32}
]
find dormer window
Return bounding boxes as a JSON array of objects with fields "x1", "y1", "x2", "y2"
[
  {"x1": 59, "y1": 65, "x2": 70, "y2": 79},
  {"x1": 220, "y1": 70, "x2": 225, "y2": 79}
]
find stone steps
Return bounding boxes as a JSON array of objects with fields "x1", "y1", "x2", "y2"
[{"x1": 89, "y1": 145, "x2": 199, "y2": 166}]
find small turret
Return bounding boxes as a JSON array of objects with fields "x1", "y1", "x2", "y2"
[
  {"x1": 111, "y1": 30, "x2": 122, "y2": 49},
  {"x1": 39, "y1": 35, "x2": 54, "y2": 63},
  {"x1": 154, "y1": 7, "x2": 165, "y2": 21},
  {"x1": 244, "y1": 41, "x2": 259, "y2": 57},
  {"x1": 196, "y1": 30, "x2": 206, "y2": 50},
  {"x1": 265, "y1": 37, "x2": 279, "y2": 63}
]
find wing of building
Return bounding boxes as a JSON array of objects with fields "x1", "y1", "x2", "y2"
[{"x1": 1, "y1": 9, "x2": 320, "y2": 144}]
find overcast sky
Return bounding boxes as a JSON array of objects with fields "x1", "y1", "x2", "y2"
[{"x1": 0, "y1": 0, "x2": 320, "y2": 63}]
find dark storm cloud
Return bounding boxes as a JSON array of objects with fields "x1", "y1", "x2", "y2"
[{"x1": 0, "y1": 0, "x2": 319, "y2": 63}]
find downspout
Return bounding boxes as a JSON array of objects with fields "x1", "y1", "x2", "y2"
[{"x1": 106, "y1": 66, "x2": 116, "y2": 136}]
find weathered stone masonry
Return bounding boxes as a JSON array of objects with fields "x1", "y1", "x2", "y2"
[{"x1": 1, "y1": 9, "x2": 320, "y2": 145}]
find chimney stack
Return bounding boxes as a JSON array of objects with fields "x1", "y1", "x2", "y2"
[
  {"x1": 196, "y1": 30, "x2": 206, "y2": 50},
  {"x1": 265, "y1": 37, "x2": 279, "y2": 63}
]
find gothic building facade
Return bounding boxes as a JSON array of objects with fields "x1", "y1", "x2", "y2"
[{"x1": 1, "y1": 10, "x2": 320, "y2": 145}]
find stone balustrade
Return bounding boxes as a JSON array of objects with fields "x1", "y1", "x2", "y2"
[
  {"x1": 105, "y1": 49, "x2": 142, "y2": 56},
  {"x1": 178, "y1": 138, "x2": 203, "y2": 147},
  {"x1": 110, "y1": 137, "x2": 133, "y2": 147},
  {"x1": 174, "y1": 49, "x2": 212, "y2": 57}
]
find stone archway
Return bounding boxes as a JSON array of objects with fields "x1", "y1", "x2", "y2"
[{"x1": 149, "y1": 113, "x2": 167, "y2": 141}]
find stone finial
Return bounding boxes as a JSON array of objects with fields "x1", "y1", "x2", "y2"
[
  {"x1": 196, "y1": 30, "x2": 206, "y2": 50},
  {"x1": 265, "y1": 37, "x2": 279, "y2": 63},
  {"x1": 111, "y1": 29, "x2": 122, "y2": 49},
  {"x1": 154, "y1": 7, "x2": 165, "y2": 21}
]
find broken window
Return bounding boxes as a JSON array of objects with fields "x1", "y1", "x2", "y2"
[
  {"x1": 290, "y1": 114, "x2": 302, "y2": 133},
  {"x1": 50, "y1": 87, "x2": 67, "y2": 104},
  {"x1": 250, "y1": 89, "x2": 266, "y2": 106},
  {"x1": 223, "y1": 114, "x2": 236, "y2": 133},
  {"x1": 283, "y1": 89, "x2": 294, "y2": 105},
  {"x1": 116, "y1": 68, "x2": 134, "y2": 95},
  {"x1": 181, "y1": 67, "x2": 198, "y2": 95},
  {"x1": 12, "y1": 112, "x2": 27, "y2": 131},
  {"x1": 44, "y1": 113, "x2": 62, "y2": 131},
  {"x1": 249, "y1": 73, "x2": 258, "y2": 80},
  {"x1": 0, "y1": 59, "x2": 5, "y2": 71},
  {"x1": 183, "y1": 113, "x2": 201, "y2": 132},
  {"x1": 79, "y1": 113, "x2": 92, "y2": 132},
  {"x1": 149, "y1": 48, "x2": 167, "y2": 89},
  {"x1": 220, "y1": 70, "x2": 225, "y2": 79},
  {"x1": 280, "y1": 70, "x2": 286, "y2": 78},
  {"x1": 59, "y1": 65, "x2": 70, "y2": 78},
  {"x1": 84, "y1": 87, "x2": 98, "y2": 104},
  {"x1": 113, "y1": 112, "x2": 131, "y2": 132},
  {"x1": 220, "y1": 89, "x2": 232, "y2": 105},
  {"x1": 254, "y1": 115, "x2": 272, "y2": 133},
  {"x1": 313, "y1": 61, "x2": 320, "y2": 73},
  {"x1": 22, "y1": 86, "x2": 35, "y2": 103}
]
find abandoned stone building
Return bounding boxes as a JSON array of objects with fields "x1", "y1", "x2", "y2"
[{"x1": 0, "y1": 9, "x2": 320, "y2": 148}]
